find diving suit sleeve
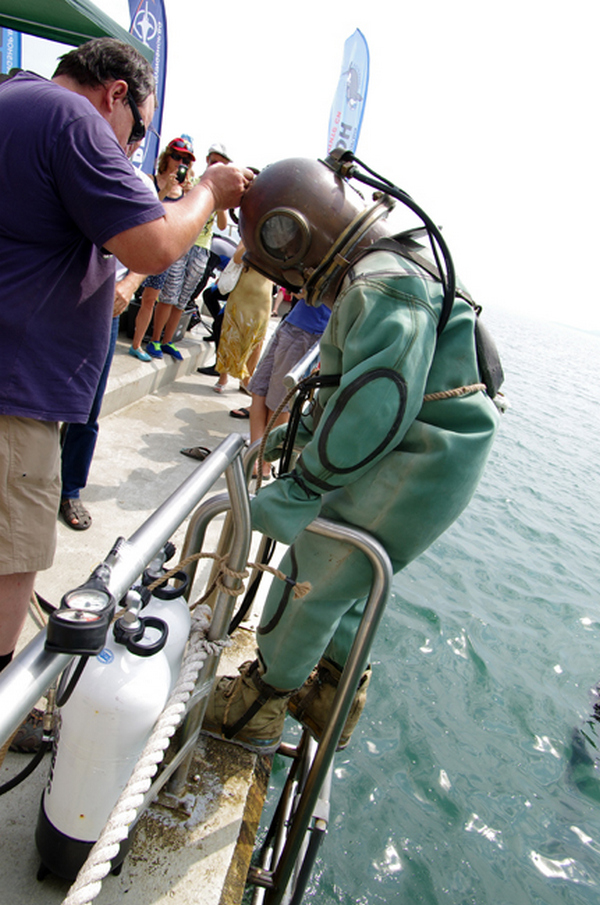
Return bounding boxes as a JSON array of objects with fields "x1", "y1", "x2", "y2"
[
  {"x1": 250, "y1": 472, "x2": 321, "y2": 544},
  {"x1": 250, "y1": 268, "x2": 441, "y2": 544},
  {"x1": 294, "y1": 271, "x2": 439, "y2": 493}
]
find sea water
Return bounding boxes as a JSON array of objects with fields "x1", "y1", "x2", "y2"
[{"x1": 263, "y1": 310, "x2": 600, "y2": 904}]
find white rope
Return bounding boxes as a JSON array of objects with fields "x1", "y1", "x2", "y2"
[{"x1": 61, "y1": 605, "x2": 230, "y2": 905}]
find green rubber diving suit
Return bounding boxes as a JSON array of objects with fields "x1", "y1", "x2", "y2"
[{"x1": 250, "y1": 247, "x2": 499, "y2": 690}]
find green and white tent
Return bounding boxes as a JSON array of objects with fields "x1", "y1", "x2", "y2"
[{"x1": 0, "y1": 0, "x2": 151, "y2": 59}]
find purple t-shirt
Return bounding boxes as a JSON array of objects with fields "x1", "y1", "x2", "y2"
[{"x1": 0, "y1": 72, "x2": 165, "y2": 422}]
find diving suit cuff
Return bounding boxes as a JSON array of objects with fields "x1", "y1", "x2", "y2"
[{"x1": 289, "y1": 469, "x2": 321, "y2": 500}]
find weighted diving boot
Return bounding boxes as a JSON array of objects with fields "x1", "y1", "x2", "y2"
[
  {"x1": 202, "y1": 659, "x2": 295, "y2": 754},
  {"x1": 288, "y1": 658, "x2": 371, "y2": 749}
]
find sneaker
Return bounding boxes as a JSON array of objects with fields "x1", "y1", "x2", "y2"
[
  {"x1": 161, "y1": 342, "x2": 183, "y2": 360},
  {"x1": 202, "y1": 660, "x2": 293, "y2": 754},
  {"x1": 128, "y1": 345, "x2": 152, "y2": 362},
  {"x1": 9, "y1": 707, "x2": 46, "y2": 753},
  {"x1": 288, "y1": 659, "x2": 371, "y2": 749},
  {"x1": 146, "y1": 341, "x2": 163, "y2": 359}
]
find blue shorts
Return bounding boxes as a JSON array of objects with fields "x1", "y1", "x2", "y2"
[{"x1": 142, "y1": 272, "x2": 168, "y2": 291}]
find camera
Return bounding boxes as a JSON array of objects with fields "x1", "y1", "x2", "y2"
[{"x1": 176, "y1": 163, "x2": 189, "y2": 184}]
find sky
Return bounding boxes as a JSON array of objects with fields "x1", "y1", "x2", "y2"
[{"x1": 21, "y1": 0, "x2": 600, "y2": 331}]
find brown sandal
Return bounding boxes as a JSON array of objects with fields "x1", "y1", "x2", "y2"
[
  {"x1": 60, "y1": 498, "x2": 92, "y2": 531},
  {"x1": 9, "y1": 708, "x2": 46, "y2": 753},
  {"x1": 180, "y1": 446, "x2": 212, "y2": 461}
]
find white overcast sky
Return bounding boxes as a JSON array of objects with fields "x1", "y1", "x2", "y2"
[{"x1": 22, "y1": 0, "x2": 599, "y2": 331}]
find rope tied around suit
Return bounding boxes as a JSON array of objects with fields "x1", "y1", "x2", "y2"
[
  {"x1": 254, "y1": 371, "x2": 488, "y2": 489},
  {"x1": 423, "y1": 382, "x2": 486, "y2": 402},
  {"x1": 147, "y1": 550, "x2": 312, "y2": 605}
]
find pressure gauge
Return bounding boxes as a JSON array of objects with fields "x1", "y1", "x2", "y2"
[
  {"x1": 46, "y1": 574, "x2": 115, "y2": 656},
  {"x1": 53, "y1": 610, "x2": 100, "y2": 623},
  {"x1": 62, "y1": 588, "x2": 112, "y2": 613}
]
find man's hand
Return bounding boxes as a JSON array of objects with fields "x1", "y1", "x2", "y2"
[
  {"x1": 104, "y1": 169, "x2": 253, "y2": 274},
  {"x1": 113, "y1": 271, "x2": 146, "y2": 318},
  {"x1": 198, "y1": 163, "x2": 253, "y2": 212}
]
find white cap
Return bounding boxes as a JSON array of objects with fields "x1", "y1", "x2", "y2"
[{"x1": 207, "y1": 142, "x2": 231, "y2": 161}]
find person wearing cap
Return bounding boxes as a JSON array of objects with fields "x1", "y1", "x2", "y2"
[
  {"x1": 0, "y1": 39, "x2": 250, "y2": 731},
  {"x1": 145, "y1": 142, "x2": 232, "y2": 360}
]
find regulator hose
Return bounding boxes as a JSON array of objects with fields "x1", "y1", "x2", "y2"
[
  {"x1": 55, "y1": 655, "x2": 89, "y2": 708},
  {"x1": 322, "y1": 149, "x2": 456, "y2": 336},
  {"x1": 0, "y1": 689, "x2": 55, "y2": 795},
  {"x1": 0, "y1": 740, "x2": 52, "y2": 796}
]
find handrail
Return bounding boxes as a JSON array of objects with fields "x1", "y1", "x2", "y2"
[
  {"x1": 283, "y1": 342, "x2": 321, "y2": 390},
  {"x1": 0, "y1": 433, "x2": 249, "y2": 748},
  {"x1": 250, "y1": 518, "x2": 393, "y2": 903}
]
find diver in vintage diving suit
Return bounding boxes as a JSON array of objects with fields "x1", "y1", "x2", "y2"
[{"x1": 202, "y1": 156, "x2": 500, "y2": 752}]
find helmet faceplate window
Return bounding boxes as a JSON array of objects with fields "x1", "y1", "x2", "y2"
[{"x1": 258, "y1": 209, "x2": 310, "y2": 265}]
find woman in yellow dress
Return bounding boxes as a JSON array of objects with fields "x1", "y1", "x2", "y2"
[{"x1": 214, "y1": 243, "x2": 273, "y2": 392}]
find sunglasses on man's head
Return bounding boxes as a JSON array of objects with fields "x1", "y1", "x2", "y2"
[
  {"x1": 126, "y1": 93, "x2": 146, "y2": 144},
  {"x1": 170, "y1": 151, "x2": 192, "y2": 163}
]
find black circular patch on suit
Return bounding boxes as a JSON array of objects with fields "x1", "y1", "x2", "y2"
[{"x1": 317, "y1": 368, "x2": 408, "y2": 474}]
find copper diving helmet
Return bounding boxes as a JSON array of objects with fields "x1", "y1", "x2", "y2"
[{"x1": 238, "y1": 158, "x2": 394, "y2": 306}]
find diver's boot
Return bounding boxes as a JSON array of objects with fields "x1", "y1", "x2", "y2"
[
  {"x1": 202, "y1": 659, "x2": 294, "y2": 754},
  {"x1": 288, "y1": 658, "x2": 371, "y2": 749}
]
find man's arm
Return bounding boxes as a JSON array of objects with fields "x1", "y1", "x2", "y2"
[{"x1": 104, "y1": 163, "x2": 250, "y2": 274}]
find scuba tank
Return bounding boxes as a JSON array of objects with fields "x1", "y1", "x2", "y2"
[{"x1": 36, "y1": 548, "x2": 192, "y2": 880}]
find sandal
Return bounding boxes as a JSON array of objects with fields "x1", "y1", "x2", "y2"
[
  {"x1": 180, "y1": 446, "x2": 212, "y2": 461},
  {"x1": 60, "y1": 498, "x2": 92, "y2": 531},
  {"x1": 229, "y1": 408, "x2": 250, "y2": 419},
  {"x1": 9, "y1": 708, "x2": 46, "y2": 753},
  {"x1": 213, "y1": 382, "x2": 227, "y2": 394}
]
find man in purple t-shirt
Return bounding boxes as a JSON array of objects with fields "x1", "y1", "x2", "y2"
[{"x1": 0, "y1": 38, "x2": 252, "y2": 687}]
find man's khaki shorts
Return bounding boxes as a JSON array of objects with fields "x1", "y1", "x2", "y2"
[{"x1": 0, "y1": 416, "x2": 61, "y2": 574}]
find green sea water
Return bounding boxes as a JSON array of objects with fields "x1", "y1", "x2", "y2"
[{"x1": 262, "y1": 310, "x2": 600, "y2": 904}]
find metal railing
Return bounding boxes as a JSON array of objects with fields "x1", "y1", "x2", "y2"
[
  {"x1": 0, "y1": 432, "x2": 249, "y2": 748},
  {"x1": 283, "y1": 342, "x2": 321, "y2": 390},
  {"x1": 247, "y1": 520, "x2": 392, "y2": 904},
  {"x1": 0, "y1": 425, "x2": 394, "y2": 905}
]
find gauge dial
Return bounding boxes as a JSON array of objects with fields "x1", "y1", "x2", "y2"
[{"x1": 63, "y1": 588, "x2": 111, "y2": 613}]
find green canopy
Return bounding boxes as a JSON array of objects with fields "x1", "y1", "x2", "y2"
[{"x1": 0, "y1": 0, "x2": 152, "y2": 60}]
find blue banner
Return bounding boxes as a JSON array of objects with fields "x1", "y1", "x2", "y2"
[
  {"x1": 327, "y1": 29, "x2": 370, "y2": 155},
  {"x1": 128, "y1": 0, "x2": 167, "y2": 174},
  {"x1": 0, "y1": 28, "x2": 22, "y2": 74}
]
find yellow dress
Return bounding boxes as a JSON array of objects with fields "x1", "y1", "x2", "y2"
[{"x1": 216, "y1": 267, "x2": 273, "y2": 381}]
